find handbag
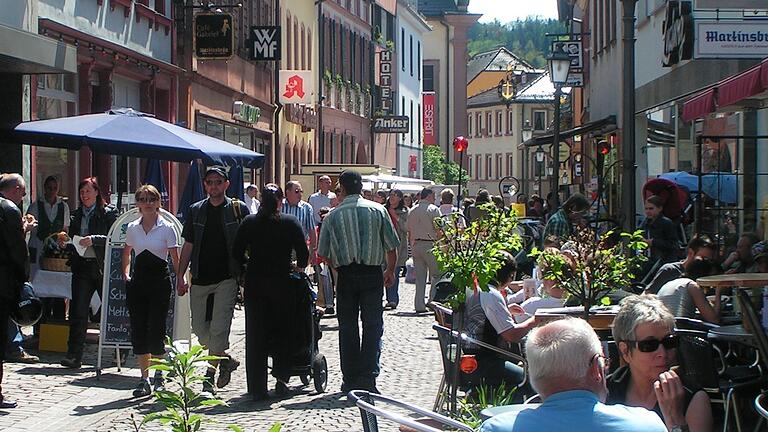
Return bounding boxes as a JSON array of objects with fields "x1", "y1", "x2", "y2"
[{"x1": 10, "y1": 282, "x2": 43, "y2": 326}]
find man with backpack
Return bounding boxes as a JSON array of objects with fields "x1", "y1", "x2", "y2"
[{"x1": 177, "y1": 167, "x2": 249, "y2": 395}]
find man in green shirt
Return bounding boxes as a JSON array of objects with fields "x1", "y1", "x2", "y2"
[
  {"x1": 542, "y1": 193, "x2": 590, "y2": 245},
  {"x1": 318, "y1": 170, "x2": 400, "y2": 394}
]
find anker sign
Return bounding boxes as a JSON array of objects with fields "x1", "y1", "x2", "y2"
[{"x1": 373, "y1": 116, "x2": 410, "y2": 133}]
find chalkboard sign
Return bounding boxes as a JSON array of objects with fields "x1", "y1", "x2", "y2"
[
  {"x1": 97, "y1": 208, "x2": 184, "y2": 373},
  {"x1": 102, "y1": 247, "x2": 176, "y2": 345}
]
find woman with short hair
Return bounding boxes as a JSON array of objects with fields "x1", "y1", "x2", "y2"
[
  {"x1": 608, "y1": 294, "x2": 713, "y2": 432},
  {"x1": 384, "y1": 189, "x2": 408, "y2": 309},
  {"x1": 122, "y1": 185, "x2": 180, "y2": 397}
]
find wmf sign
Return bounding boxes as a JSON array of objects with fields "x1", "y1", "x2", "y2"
[{"x1": 250, "y1": 26, "x2": 281, "y2": 61}]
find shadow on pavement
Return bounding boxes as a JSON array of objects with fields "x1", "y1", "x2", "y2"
[
  {"x1": 12, "y1": 365, "x2": 99, "y2": 377},
  {"x1": 393, "y1": 311, "x2": 432, "y2": 317},
  {"x1": 72, "y1": 395, "x2": 153, "y2": 417},
  {"x1": 320, "y1": 323, "x2": 339, "y2": 332},
  {"x1": 280, "y1": 391, "x2": 354, "y2": 411},
  {"x1": 68, "y1": 372, "x2": 136, "y2": 390}
]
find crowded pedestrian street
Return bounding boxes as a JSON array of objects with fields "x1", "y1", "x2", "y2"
[{"x1": 0, "y1": 279, "x2": 440, "y2": 431}]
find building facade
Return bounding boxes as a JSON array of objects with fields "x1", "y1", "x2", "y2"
[{"x1": 394, "y1": 0, "x2": 430, "y2": 177}]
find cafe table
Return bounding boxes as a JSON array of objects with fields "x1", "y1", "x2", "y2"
[{"x1": 697, "y1": 273, "x2": 768, "y2": 289}]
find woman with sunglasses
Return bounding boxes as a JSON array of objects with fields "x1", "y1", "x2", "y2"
[
  {"x1": 61, "y1": 177, "x2": 119, "y2": 369},
  {"x1": 122, "y1": 185, "x2": 180, "y2": 397},
  {"x1": 384, "y1": 189, "x2": 408, "y2": 309},
  {"x1": 232, "y1": 184, "x2": 309, "y2": 401},
  {"x1": 609, "y1": 295, "x2": 713, "y2": 432}
]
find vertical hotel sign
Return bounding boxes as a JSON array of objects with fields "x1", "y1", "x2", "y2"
[
  {"x1": 379, "y1": 50, "x2": 393, "y2": 113},
  {"x1": 422, "y1": 92, "x2": 436, "y2": 146}
]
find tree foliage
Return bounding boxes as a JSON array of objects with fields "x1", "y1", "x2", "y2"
[
  {"x1": 467, "y1": 18, "x2": 569, "y2": 68},
  {"x1": 422, "y1": 145, "x2": 468, "y2": 187}
]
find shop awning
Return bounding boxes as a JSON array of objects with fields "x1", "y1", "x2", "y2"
[
  {"x1": 681, "y1": 89, "x2": 716, "y2": 122},
  {"x1": 0, "y1": 23, "x2": 76, "y2": 74},
  {"x1": 682, "y1": 57, "x2": 768, "y2": 122},
  {"x1": 523, "y1": 115, "x2": 616, "y2": 147}
]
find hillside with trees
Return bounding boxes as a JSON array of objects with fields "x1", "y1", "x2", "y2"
[{"x1": 468, "y1": 18, "x2": 568, "y2": 68}]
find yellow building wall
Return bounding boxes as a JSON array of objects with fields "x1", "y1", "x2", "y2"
[{"x1": 467, "y1": 71, "x2": 508, "y2": 98}]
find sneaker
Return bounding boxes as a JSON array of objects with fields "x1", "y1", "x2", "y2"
[
  {"x1": 132, "y1": 380, "x2": 152, "y2": 398},
  {"x1": 60, "y1": 356, "x2": 82, "y2": 369},
  {"x1": 324, "y1": 306, "x2": 335, "y2": 315},
  {"x1": 385, "y1": 302, "x2": 397, "y2": 310},
  {"x1": 6, "y1": 350, "x2": 39, "y2": 364},
  {"x1": 0, "y1": 397, "x2": 17, "y2": 409},
  {"x1": 216, "y1": 356, "x2": 240, "y2": 389},
  {"x1": 202, "y1": 370, "x2": 216, "y2": 396},
  {"x1": 153, "y1": 373, "x2": 165, "y2": 393}
]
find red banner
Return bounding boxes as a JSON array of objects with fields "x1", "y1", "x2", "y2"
[{"x1": 422, "y1": 92, "x2": 436, "y2": 146}]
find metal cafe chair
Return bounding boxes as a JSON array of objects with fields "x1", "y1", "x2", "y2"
[
  {"x1": 755, "y1": 393, "x2": 768, "y2": 429},
  {"x1": 348, "y1": 390, "x2": 474, "y2": 432}
]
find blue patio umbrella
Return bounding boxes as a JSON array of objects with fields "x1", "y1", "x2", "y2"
[
  {"x1": 8, "y1": 108, "x2": 265, "y2": 168},
  {"x1": 226, "y1": 165, "x2": 245, "y2": 202},
  {"x1": 658, "y1": 171, "x2": 738, "y2": 204},
  {"x1": 177, "y1": 161, "x2": 205, "y2": 223},
  {"x1": 143, "y1": 159, "x2": 169, "y2": 206}
]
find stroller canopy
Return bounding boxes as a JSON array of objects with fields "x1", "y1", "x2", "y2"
[{"x1": 642, "y1": 178, "x2": 689, "y2": 221}]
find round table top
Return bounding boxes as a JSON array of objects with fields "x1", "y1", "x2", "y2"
[
  {"x1": 697, "y1": 273, "x2": 768, "y2": 288},
  {"x1": 707, "y1": 324, "x2": 756, "y2": 347},
  {"x1": 480, "y1": 403, "x2": 541, "y2": 421}
]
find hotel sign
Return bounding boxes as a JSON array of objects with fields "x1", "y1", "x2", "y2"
[
  {"x1": 695, "y1": 20, "x2": 768, "y2": 58},
  {"x1": 373, "y1": 116, "x2": 409, "y2": 133},
  {"x1": 379, "y1": 50, "x2": 393, "y2": 113}
]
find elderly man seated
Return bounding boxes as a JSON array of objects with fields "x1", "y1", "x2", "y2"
[{"x1": 479, "y1": 318, "x2": 666, "y2": 432}]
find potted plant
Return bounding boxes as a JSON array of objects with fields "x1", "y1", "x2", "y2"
[
  {"x1": 385, "y1": 39, "x2": 395, "y2": 52},
  {"x1": 529, "y1": 227, "x2": 647, "y2": 321}
]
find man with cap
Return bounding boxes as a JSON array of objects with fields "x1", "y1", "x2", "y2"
[
  {"x1": 177, "y1": 167, "x2": 250, "y2": 395},
  {"x1": 318, "y1": 170, "x2": 400, "y2": 393}
]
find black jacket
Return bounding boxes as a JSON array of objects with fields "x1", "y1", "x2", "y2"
[
  {"x1": 68, "y1": 204, "x2": 118, "y2": 274},
  {"x1": 0, "y1": 195, "x2": 29, "y2": 300},
  {"x1": 641, "y1": 215, "x2": 679, "y2": 262}
]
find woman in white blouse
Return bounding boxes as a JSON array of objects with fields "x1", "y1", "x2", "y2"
[{"x1": 122, "y1": 185, "x2": 180, "y2": 398}]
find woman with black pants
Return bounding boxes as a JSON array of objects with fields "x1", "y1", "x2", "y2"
[
  {"x1": 122, "y1": 185, "x2": 180, "y2": 397},
  {"x1": 61, "y1": 177, "x2": 118, "y2": 369},
  {"x1": 233, "y1": 185, "x2": 309, "y2": 401}
]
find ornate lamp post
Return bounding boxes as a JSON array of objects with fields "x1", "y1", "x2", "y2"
[
  {"x1": 522, "y1": 120, "x2": 533, "y2": 194},
  {"x1": 453, "y1": 135, "x2": 469, "y2": 202},
  {"x1": 547, "y1": 43, "x2": 572, "y2": 208}
]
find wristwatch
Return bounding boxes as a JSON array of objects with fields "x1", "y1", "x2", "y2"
[{"x1": 670, "y1": 424, "x2": 689, "y2": 432}]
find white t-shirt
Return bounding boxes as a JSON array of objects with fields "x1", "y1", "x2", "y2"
[
  {"x1": 514, "y1": 296, "x2": 565, "y2": 322},
  {"x1": 126, "y1": 216, "x2": 179, "y2": 260},
  {"x1": 249, "y1": 197, "x2": 260, "y2": 214},
  {"x1": 308, "y1": 191, "x2": 336, "y2": 225}
]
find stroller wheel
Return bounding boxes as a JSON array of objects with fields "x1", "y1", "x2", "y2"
[
  {"x1": 300, "y1": 375, "x2": 311, "y2": 385},
  {"x1": 312, "y1": 354, "x2": 328, "y2": 393}
]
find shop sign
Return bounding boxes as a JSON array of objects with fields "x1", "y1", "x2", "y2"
[
  {"x1": 550, "y1": 40, "x2": 582, "y2": 69},
  {"x1": 373, "y1": 116, "x2": 409, "y2": 133},
  {"x1": 194, "y1": 13, "x2": 234, "y2": 59},
  {"x1": 279, "y1": 70, "x2": 313, "y2": 104},
  {"x1": 250, "y1": 26, "x2": 281, "y2": 61},
  {"x1": 409, "y1": 154, "x2": 418, "y2": 172},
  {"x1": 284, "y1": 104, "x2": 318, "y2": 130},
  {"x1": 379, "y1": 50, "x2": 393, "y2": 113},
  {"x1": 232, "y1": 101, "x2": 261, "y2": 124},
  {"x1": 662, "y1": 0, "x2": 694, "y2": 66},
  {"x1": 422, "y1": 92, "x2": 436, "y2": 145},
  {"x1": 696, "y1": 0, "x2": 768, "y2": 8},
  {"x1": 695, "y1": 20, "x2": 768, "y2": 58}
]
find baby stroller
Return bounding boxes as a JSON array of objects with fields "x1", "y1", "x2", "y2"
[{"x1": 271, "y1": 272, "x2": 328, "y2": 393}]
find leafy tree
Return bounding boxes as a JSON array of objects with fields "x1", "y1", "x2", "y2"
[
  {"x1": 422, "y1": 145, "x2": 468, "y2": 187},
  {"x1": 467, "y1": 18, "x2": 569, "y2": 68}
]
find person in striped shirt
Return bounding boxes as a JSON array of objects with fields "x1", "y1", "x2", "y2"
[
  {"x1": 281, "y1": 181, "x2": 317, "y2": 254},
  {"x1": 318, "y1": 170, "x2": 400, "y2": 394}
]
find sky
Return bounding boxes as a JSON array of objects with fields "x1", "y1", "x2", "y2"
[{"x1": 467, "y1": 0, "x2": 559, "y2": 23}]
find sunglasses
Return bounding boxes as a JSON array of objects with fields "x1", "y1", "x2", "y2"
[
  {"x1": 627, "y1": 334, "x2": 679, "y2": 353},
  {"x1": 294, "y1": 189, "x2": 303, "y2": 194},
  {"x1": 205, "y1": 179, "x2": 224, "y2": 186},
  {"x1": 137, "y1": 196, "x2": 158, "y2": 203}
]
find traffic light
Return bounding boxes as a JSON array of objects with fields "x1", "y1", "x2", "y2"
[
  {"x1": 597, "y1": 140, "x2": 611, "y2": 156},
  {"x1": 453, "y1": 135, "x2": 469, "y2": 153}
]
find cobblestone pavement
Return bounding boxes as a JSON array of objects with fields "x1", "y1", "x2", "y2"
[{"x1": 0, "y1": 279, "x2": 442, "y2": 432}]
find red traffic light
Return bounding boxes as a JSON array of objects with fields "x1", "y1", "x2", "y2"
[
  {"x1": 453, "y1": 136, "x2": 469, "y2": 153},
  {"x1": 597, "y1": 140, "x2": 611, "y2": 156}
]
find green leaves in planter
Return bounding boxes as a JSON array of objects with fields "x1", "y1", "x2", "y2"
[{"x1": 432, "y1": 203, "x2": 522, "y2": 309}]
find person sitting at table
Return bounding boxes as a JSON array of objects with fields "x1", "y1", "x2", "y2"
[
  {"x1": 722, "y1": 232, "x2": 760, "y2": 274},
  {"x1": 480, "y1": 317, "x2": 667, "y2": 432},
  {"x1": 609, "y1": 294, "x2": 714, "y2": 432},
  {"x1": 122, "y1": 185, "x2": 180, "y2": 397},
  {"x1": 656, "y1": 257, "x2": 723, "y2": 324},
  {"x1": 750, "y1": 241, "x2": 768, "y2": 273},
  {"x1": 645, "y1": 235, "x2": 717, "y2": 295},
  {"x1": 512, "y1": 253, "x2": 566, "y2": 322},
  {"x1": 463, "y1": 251, "x2": 536, "y2": 392}
]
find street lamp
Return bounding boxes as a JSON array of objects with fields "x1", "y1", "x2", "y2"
[
  {"x1": 522, "y1": 120, "x2": 532, "y2": 195},
  {"x1": 547, "y1": 43, "x2": 572, "y2": 208},
  {"x1": 453, "y1": 135, "x2": 469, "y2": 203}
]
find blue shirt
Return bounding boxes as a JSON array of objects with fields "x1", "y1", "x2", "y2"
[
  {"x1": 479, "y1": 390, "x2": 666, "y2": 432},
  {"x1": 281, "y1": 199, "x2": 315, "y2": 239}
]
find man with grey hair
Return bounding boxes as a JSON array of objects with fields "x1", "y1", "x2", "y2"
[
  {"x1": 282, "y1": 181, "x2": 316, "y2": 253},
  {"x1": 0, "y1": 173, "x2": 33, "y2": 409},
  {"x1": 406, "y1": 187, "x2": 442, "y2": 312},
  {"x1": 480, "y1": 318, "x2": 666, "y2": 432}
]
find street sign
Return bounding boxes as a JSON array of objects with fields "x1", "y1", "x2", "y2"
[
  {"x1": 250, "y1": 26, "x2": 281, "y2": 61},
  {"x1": 279, "y1": 70, "x2": 313, "y2": 104},
  {"x1": 551, "y1": 40, "x2": 582, "y2": 69},
  {"x1": 194, "y1": 13, "x2": 234, "y2": 60},
  {"x1": 373, "y1": 116, "x2": 409, "y2": 133},
  {"x1": 565, "y1": 72, "x2": 584, "y2": 87},
  {"x1": 695, "y1": 20, "x2": 768, "y2": 58}
]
